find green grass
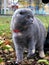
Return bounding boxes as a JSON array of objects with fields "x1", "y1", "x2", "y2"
[
  {"x1": 36, "y1": 15, "x2": 49, "y2": 29},
  {"x1": 0, "y1": 16, "x2": 11, "y2": 36},
  {"x1": 0, "y1": 15, "x2": 49, "y2": 36}
]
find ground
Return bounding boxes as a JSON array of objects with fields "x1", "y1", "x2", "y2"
[{"x1": 0, "y1": 15, "x2": 49, "y2": 65}]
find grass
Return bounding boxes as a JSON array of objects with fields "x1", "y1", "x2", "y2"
[
  {"x1": 0, "y1": 15, "x2": 49, "y2": 65},
  {"x1": 36, "y1": 15, "x2": 49, "y2": 29},
  {"x1": 0, "y1": 16, "x2": 11, "y2": 36},
  {"x1": 0, "y1": 15, "x2": 49, "y2": 36}
]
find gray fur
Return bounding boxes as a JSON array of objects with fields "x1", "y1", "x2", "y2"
[{"x1": 10, "y1": 8, "x2": 47, "y2": 63}]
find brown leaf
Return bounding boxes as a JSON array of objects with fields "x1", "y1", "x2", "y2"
[{"x1": 4, "y1": 39, "x2": 11, "y2": 45}]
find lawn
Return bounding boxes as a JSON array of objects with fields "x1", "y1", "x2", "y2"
[
  {"x1": 0, "y1": 15, "x2": 49, "y2": 36},
  {"x1": 0, "y1": 16, "x2": 11, "y2": 36},
  {"x1": 0, "y1": 15, "x2": 49, "y2": 65},
  {"x1": 36, "y1": 15, "x2": 49, "y2": 29}
]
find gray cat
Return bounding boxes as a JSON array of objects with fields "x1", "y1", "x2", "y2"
[{"x1": 10, "y1": 8, "x2": 47, "y2": 63}]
